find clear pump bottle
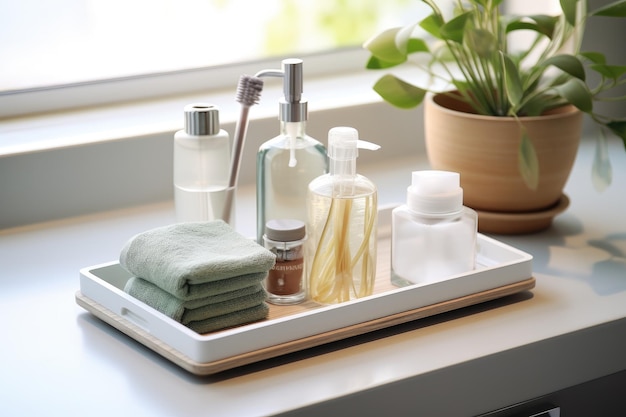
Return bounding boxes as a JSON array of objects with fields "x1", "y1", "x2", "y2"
[
  {"x1": 174, "y1": 103, "x2": 233, "y2": 224},
  {"x1": 307, "y1": 127, "x2": 380, "y2": 304},
  {"x1": 255, "y1": 58, "x2": 328, "y2": 243},
  {"x1": 391, "y1": 170, "x2": 478, "y2": 287}
]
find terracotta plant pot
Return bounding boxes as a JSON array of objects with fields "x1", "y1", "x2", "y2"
[{"x1": 424, "y1": 92, "x2": 583, "y2": 234}]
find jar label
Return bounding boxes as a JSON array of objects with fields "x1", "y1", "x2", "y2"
[{"x1": 267, "y1": 258, "x2": 304, "y2": 295}]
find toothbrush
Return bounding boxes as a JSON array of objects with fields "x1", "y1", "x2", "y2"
[
  {"x1": 223, "y1": 75, "x2": 264, "y2": 222},
  {"x1": 230, "y1": 74, "x2": 264, "y2": 188}
]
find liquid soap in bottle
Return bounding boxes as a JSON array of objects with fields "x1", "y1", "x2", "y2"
[
  {"x1": 255, "y1": 58, "x2": 328, "y2": 243},
  {"x1": 391, "y1": 170, "x2": 477, "y2": 287},
  {"x1": 307, "y1": 127, "x2": 380, "y2": 304}
]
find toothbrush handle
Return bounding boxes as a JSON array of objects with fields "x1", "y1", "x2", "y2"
[
  {"x1": 223, "y1": 104, "x2": 251, "y2": 225},
  {"x1": 229, "y1": 105, "x2": 251, "y2": 189}
]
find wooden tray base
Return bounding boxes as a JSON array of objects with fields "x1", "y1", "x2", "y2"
[{"x1": 76, "y1": 276, "x2": 534, "y2": 375}]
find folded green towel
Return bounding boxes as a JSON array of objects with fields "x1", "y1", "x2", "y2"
[
  {"x1": 119, "y1": 220, "x2": 276, "y2": 300},
  {"x1": 125, "y1": 276, "x2": 267, "y2": 323},
  {"x1": 169, "y1": 271, "x2": 268, "y2": 300},
  {"x1": 188, "y1": 303, "x2": 269, "y2": 334}
]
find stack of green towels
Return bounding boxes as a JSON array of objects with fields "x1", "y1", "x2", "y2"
[{"x1": 119, "y1": 220, "x2": 276, "y2": 334}]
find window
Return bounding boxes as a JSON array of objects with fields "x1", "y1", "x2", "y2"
[{"x1": 0, "y1": 0, "x2": 427, "y2": 117}]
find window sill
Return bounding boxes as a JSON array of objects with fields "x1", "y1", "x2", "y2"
[{"x1": 0, "y1": 67, "x2": 425, "y2": 229}]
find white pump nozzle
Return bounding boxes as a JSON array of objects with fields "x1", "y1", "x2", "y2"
[
  {"x1": 328, "y1": 127, "x2": 380, "y2": 165},
  {"x1": 327, "y1": 127, "x2": 380, "y2": 197}
]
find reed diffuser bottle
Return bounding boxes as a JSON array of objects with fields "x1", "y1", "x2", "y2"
[
  {"x1": 255, "y1": 58, "x2": 328, "y2": 243},
  {"x1": 307, "y1": 127, "x2": 380, "y2": 304},
  {"x1": 391, "y1": 170, "x2": 477, "y2": 287},
  {"x1": 174, "y1": 104, "x2": 232, "y2": 223}
]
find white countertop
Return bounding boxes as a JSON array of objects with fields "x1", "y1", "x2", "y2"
[{"x1": 1, "y1": 139, "x2": 625, "y2": 416}]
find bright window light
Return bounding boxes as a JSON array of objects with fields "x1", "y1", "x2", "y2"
[{"x1": 0, "y1": 0, "x2": 426, "y2": 93}]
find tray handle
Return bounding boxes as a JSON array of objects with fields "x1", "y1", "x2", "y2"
[{"x1": 120, "y1": 307, "x2": 151, "y2": 333}]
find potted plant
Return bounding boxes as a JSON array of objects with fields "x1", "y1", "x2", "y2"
[{"x1": 363, "y1": 0, "x2": 626, "y2": 233}]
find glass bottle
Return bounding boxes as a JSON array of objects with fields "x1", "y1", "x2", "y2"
[
  {"x1": 256, "y1": 58, "x2": 328, "y2": 243},
  {"x1": 174, "y1": 103, "x2": 234, "y2": 224},
  {"x1": 391, "y1": 170, "x2": 478, "y2": 287},
  {"x1": 306, "y1": 127, "x2": 380, "y2": 304},
  {"x1": 263, "y1": 219, "x2": 307, "y2": 305}
]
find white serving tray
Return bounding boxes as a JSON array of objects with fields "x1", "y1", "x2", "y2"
[{"x1": 76, "y1": 205, "x2": 534, "y2": 374}]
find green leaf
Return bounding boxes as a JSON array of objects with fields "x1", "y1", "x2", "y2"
[
  {"x1": 506, "y1": 21, "x2": 550, "y2": 39},
  {"x1": 590, "y1": 64, "x2": 626, "y2": 79},
  {"x1": 364, "y1": 24, "x2": 429, "y2": 70},
  {"x1": 407, "y1": 38, "x2": 429, "y2": 54},
  {"x1": 366, "y1": 55, "x2": 405, "y2": 69},
  {"x1": 592, "y1": 133, "x2": 613, "y2": 192},
  {"x1": 591, "y1": 0, "x2": 626, "y2": 17},
  {"x1": 518, "y1": 130, "x2": 540, "y2": 190},
  {"x1": 396, "y1": 23, "x2": 420, "y2": 53},
  {"x1": 543, "y1": 55, "x2": 586, "y2": 81},
  {"x1": 505, "y1": 21, "x2": 538, "y2": 33},
  {"x1": 419, "y1": 13, "x2": 443, "y2": 39},
  {"x1": 521, "y1": 95, "x2": 551, "y2": 116},
  {"x1": 465, "y1": 28, "x2": 496, "y2": 58},
  {"x1": 552, "y1": 78, "x2": 593, "y2": 113},
  {"x1": 529, "y1": 14, "x2": 560, "y2": 37},
  {"x1": 373, "y1": 74, "x2": 427, "y2": 109},
  {"x1": 440, "y1": 11, "x2": 472, "y2": 43},
  {"x1": 363, "y1": 27, "x2": 407, "y2": 64},
  {"x1": 501, "y1": 53, "x2": 524, "y2": 109},
  {"x1": 607, "y1": 121, "x2": 626, "y2": 149},
  {"x1": 560, "y1": 0, "x2": 579, "y2": 25},
  {"x1": 506, "y1": 15, "x2": 558, "y2": 38},
  {"x1": 580, "y1": 51, "x2": 606, "y2": 65}
]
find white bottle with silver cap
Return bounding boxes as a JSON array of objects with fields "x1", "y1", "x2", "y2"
[
  {"x1": 391, "y1": 170, "x2": 478, "y2": 286},
  {"x1": 174, "y1": 103, "x2": 233, "y2": 224}
]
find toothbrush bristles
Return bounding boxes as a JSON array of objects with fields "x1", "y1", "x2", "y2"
[{"x1": 236, "y1": 75, "x2": 264, "y2": 107}]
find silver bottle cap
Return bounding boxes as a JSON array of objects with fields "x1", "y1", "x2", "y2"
[{"x1": 184, "y1": 103, "x2": 220, "y2": 136}]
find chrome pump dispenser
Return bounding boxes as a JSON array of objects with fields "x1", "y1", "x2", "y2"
[{"x1": 255, "y1": 58, "x2": 328, "y2": 243}]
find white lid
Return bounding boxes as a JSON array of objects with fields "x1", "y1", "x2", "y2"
[
  {"x1": 265, "y1": 219, "x2": 306, "y2": 242},
  {"x1": 407, "y1": 170, "x2": 463, "y2": 214}
]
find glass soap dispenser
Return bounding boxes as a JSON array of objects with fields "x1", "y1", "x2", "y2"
[
  {"x1": 307, "y1": 126, "x2": 380, "y2": 304},
  {"x1": 391, "y1": 170, "x2": 478, "y2": 287},
  {"x1": 255, "y1": 58, "x2": 328, "y2": 243},
  {"x1": 174, "y1": 103, "x2": 233, "y2": 224}
]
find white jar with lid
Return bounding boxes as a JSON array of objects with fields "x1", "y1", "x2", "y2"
[{"x1": 391, "y1": 170, "x2": 478, "y2": 286}]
